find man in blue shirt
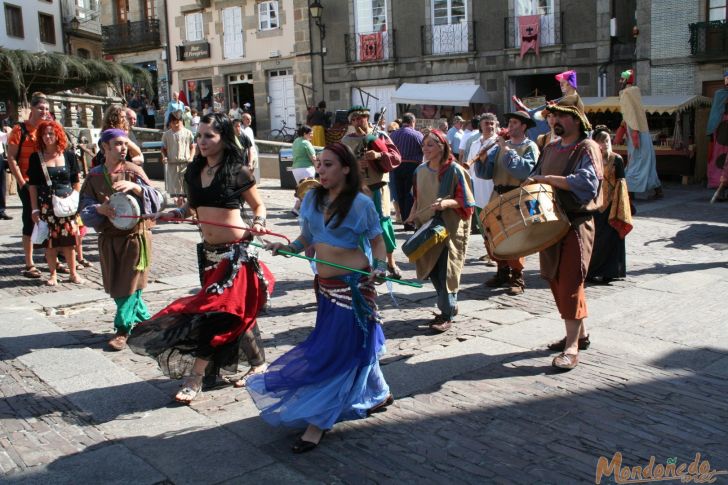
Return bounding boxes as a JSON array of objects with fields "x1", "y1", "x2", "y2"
[
  {"x1": 389, "y1": 112, "x2": 423, "y2": 230},
  {"x1": 446, "y1": 115, "x2": 464, "y2": 157},
  {"x1": 164, "y1": 91, "x2": 186, "y2": 129}
]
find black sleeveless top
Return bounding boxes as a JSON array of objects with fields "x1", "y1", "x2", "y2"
[{"x1": 185, "y1": 160, "x2": 255, "y2": 209}]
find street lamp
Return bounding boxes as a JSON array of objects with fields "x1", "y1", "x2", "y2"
[{"x1": 309, "y1": 0, "x2": 325, "y2": 40}]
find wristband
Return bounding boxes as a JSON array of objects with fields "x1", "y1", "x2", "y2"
[
  {"x1": 252, "y1": 215, "x2": 266, "y2": 227},
  {"x1": 373, "y1": 258, "x2": 387, "y2": 271},
  {"x1": 289, "y1": 240, "x2": 304, "y2": 253}
]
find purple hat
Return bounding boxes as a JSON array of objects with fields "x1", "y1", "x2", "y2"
[
  {"x1": 555, "y1": 70, "x2": 577, "y2": 89},
  {"x1": 98, "y1": 128, "x2": 128, "y2": 147}
]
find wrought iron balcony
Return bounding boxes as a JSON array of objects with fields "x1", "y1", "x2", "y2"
[
  {"x1": 345, "y1": 30, "x2": 396, "y2": 63},
  {"x1": 421, "y1": 21, "x2": 476, "y2": 56},
  {"x1": 102, "y1": 19, "x2": 161, "y2": 55},
  {"x1": 689, "y1": 20, "x2": 728, "y2": 59},
  {"x1": 504, "y1": 13, "x2": 563, "y2": 49}
]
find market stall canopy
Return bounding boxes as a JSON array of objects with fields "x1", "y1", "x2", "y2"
[
  {"x1": 391, "y1": 83, "x2": 490, "y2": 106},
  {"x1": 581, "y1": 95, "x2": 712, "y2": 115}
]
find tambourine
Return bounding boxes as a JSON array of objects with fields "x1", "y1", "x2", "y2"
[
  {"x1": 109, "y1": 192, "x2": 141, "y2": 230},
  {"x1": 295, "y1": 178, "x2": 321, "y2": 200}
]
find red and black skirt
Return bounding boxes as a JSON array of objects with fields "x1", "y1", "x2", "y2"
[{"x1": 128, "y1": 241, "x2": 275, "y2": 378}]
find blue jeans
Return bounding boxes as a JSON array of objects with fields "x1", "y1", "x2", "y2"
[{"x1": 429, "y1": 248, "x2": 457, "y2": 320}]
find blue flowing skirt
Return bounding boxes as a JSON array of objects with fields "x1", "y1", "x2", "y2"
[{"x1": 246, "y1": 277, "x2": 390, "y2": 430}]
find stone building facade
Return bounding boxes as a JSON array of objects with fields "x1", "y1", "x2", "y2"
[
  {"x1": 100, "y1": 0, "x2": 171, "y2": 108},
  {"x1": 165, "y1": 0, "x2": 314, "y2": 137},
  {"x1": 317, "y1": 0, "x2": 617, "y2": 119}
]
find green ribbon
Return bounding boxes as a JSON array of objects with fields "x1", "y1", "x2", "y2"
[{"x1": 248, "y1": 241, "x2": 422, "y2": 288}]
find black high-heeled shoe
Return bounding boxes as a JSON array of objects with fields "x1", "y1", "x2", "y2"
[{"x1": 291, "y1": 430, "x2": 327, "y2": 454}]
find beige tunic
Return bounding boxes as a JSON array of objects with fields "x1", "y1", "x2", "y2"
[
  {"x1": 79, "y1": 162, "x2": 154, "y2": 298},
  {"x1": 411, "y1": 162, "x2": 472, "y2": 293}
]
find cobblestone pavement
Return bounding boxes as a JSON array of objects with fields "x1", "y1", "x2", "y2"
[{"x1": 1, "y1": 179, "x2": 727, "y2": 484}]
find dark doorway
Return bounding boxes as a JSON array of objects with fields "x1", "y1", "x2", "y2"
[
  {"x1": 230, "y1": 82, "x2": 256, "y2": 133},
  {"x1": 511, "y1": 74, "x2": 562, "y2": 103}
]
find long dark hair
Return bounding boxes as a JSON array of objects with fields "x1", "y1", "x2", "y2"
[
  {"x1": 188, "y1": 113, "x2": 245, "y2": 183},
  {"x1": 314, "y1": 142, "x2": 362, "y2": 228}
]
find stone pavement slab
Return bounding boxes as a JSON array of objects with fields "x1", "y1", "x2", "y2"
[{"x1": 1, "y1": 181, "x2": 728, "y2": 483}]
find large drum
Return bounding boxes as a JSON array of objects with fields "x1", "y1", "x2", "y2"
[{"x1": 480, "y1": 184, "x2": 570, "y2": 259}]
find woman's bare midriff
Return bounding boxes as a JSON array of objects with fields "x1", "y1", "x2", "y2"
[
  {"x1": 196, "y1": 206, "x2": 250, "y2": 244},
  {"x1": 314, "y1": 243, "x2": 370, "y2": 278}
]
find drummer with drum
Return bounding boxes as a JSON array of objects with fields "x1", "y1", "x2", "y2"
[
  {"x1": 474, "y1": 111, "x2": 540, "y2": 296},
  {"x1": 79, "y1": 128, "x2": 162, "y2": 351},
  {"x1": 528, "y1": 98, "x2": 603, "y2": 371}
]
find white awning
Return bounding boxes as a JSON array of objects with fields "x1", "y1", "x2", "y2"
[
  {"x1": 581, "y1": 95, "x2": 712, "y2": 115},
  {"x1": 391, "y1": 83, "x2": 490, "y2": 106}
]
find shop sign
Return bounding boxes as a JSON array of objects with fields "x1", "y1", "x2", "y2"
[{"x1": 177, "y1": 42, "x2": 211, "y2": 61}]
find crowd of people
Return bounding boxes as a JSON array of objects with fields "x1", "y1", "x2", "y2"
[{"x1": 1, "y1": 70, "x2": 653, "y2": 454}]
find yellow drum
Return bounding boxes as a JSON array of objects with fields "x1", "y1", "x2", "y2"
[{"x1": 480, "y1": 184, "x2": 570, "y2": 259}]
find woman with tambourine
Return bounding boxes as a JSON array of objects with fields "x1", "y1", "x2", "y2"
[
  {"x1": 127, "y1": 113, "x2": 274, "y2": 405},
  {"x1": 79, "y1": 128, "x2": 162, "y2": 351},
  {"x1": 404, "y1": 129, "x2": 475, "y2": 333},
  {"x1": 27, "y1": 120, "x2": 82, "y2": 286}
]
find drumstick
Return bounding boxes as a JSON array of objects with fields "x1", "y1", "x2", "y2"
[
  {"x1": 249, "y1": 241, "x2": 423, "y2": 288},
  {"x1": 710, "y1": 183, "x2": 724, "y2": 204}
]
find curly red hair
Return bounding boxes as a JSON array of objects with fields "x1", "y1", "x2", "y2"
[{"x1": 35, "y1": 120, "x2": 68, "y2": 154}]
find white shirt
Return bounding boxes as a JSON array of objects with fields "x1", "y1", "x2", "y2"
[
  {"x1": 467, "y1": 134, "x2": 497, "y2": 208},
  {"x1": 459, "y1": 128, "x2": 473, "y2": 154}
]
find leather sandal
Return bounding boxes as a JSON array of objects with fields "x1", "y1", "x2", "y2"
[
  {"x1": 552, "y1": 352, "x2": 579, "y2": 370},
  {"x1": 387, "y1": 265, "x2": 402, "y2": 280},
  {"x1": 22, "y1": 266, "x2": 42, "y2": 279},
  {"x1": 175, "y1": 374, "x2": 203, "y2": 405},
  {"x1": 56, "y1": 263, "x2": 70, "y2": 275},
  {"x1": 232, "y1": 363, "x2": 268, "y2": 388},
  {"x1": 108, "y1": 332, "x2": 129, "y2": 351},
  {"x1": 429, "y1": 314, "x2": 452, "y2": 333},
  {"x1": 367, "y1": 394, "x2": 394, "y2": 416},
  {"x1": 547, "y1": 335, "x2": 590, "y2": 352}
]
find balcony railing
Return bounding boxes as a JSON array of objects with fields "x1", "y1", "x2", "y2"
[
  {"x1": 421, "y1": 21, "x2": 476, "y2": 56},
  {"x1": 62, "y1": 0, "x2": 101, "y2": 36},
  {"x1": 689, "y1": 20, "x2": 728, "y2": 59},
  {"x1": 102, "y1": 19, "x2": 161, "y2": 55},
  {"x1": 345, "y1": 30, "x2": 396, "y2": 63},
  {"x1": 504, "y1": 13, "x2": 563, "y2": 49}
]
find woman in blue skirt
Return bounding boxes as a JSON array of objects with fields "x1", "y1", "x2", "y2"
[{"x1": 247, "y1": 142, "x2": 393, "y2": 453}]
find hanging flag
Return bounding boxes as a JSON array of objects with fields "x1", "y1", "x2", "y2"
[
  {"x1": 519, "y1": 15, "x2": 541, "y2": 59},
  {"x1": 178, "y1": 90, "x2": 188, "y2": 106},
  {"x1": 359, "y1": 32, "x2": 384, "y2": 61}
]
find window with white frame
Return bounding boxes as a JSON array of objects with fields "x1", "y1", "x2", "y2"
[
  {"x1": 223, "y1": 6, "x2": 244, "y2": 58},
  {"x1": 354, "y1": 0, "x2": 387, "y2": 34},
  {"x1": 709, "y1": 0, "x2": 727, "y2": 21},
  {"x1": 433, "y1": 0, "x2": 466, "y2": 26},
  {"x1": 259, "y1": 1, "x2": 279, "y2": 30},
  {"x1": 185, "y1": 12, "x2": 203, "y2": 42}
]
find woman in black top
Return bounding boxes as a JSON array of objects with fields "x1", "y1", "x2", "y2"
[
  {"x1": 27, "y1": 120, "x2": 82, "y2": 286},
  {"x1": 128, "y1": 113, "x2": 274, "y2": 404}
]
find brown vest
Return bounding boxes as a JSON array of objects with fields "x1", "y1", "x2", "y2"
[
  {"x1": 538, "y1": 138, "x2": 603, "y2": 281},
  {"x1": 539, "y1": 138, "x2": 603, "y2": 215}
]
